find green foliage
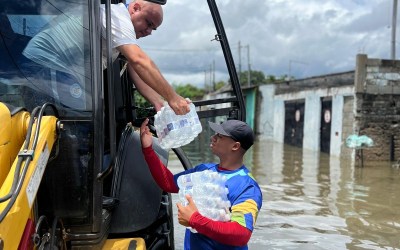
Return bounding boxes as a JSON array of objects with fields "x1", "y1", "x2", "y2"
[
  {"x1": 173, "y1": 83, "x2": 205, "y2": 100},
  {"x1": 134, "y1": 91, "x2": 155, "y2": 118},
  {"x1": 238, "y1": 70, "x2": 268, "y2": 86},
  {"x1": 132, "y1": 83, "x2": 206, "y2": 117},
  {"x1": 134, "y1": 91, "x2": 152, "y2": 108},
  {"x1": 215, "y1": 81, "x2": 226, "y2": 90},
  {"x1": 233, "y1": 70, "x2": 291, "y2": 86}
]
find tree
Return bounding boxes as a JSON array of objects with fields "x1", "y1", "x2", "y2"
[
  {"x1": 215, "y1": 80, "x2": 226, "y2": 90},
  {"x1": 229, "y1": 70, "x2": 268, "y2": 86},
  {"x1": 234, "y1": 70, "x2": 291, "y2": 85},
  {"x1": 173, "y1": 83, "x2": 205, "y2": 101}
]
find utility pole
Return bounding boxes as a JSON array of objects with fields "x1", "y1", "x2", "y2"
[
  {"x1": 212, "y1": 60, "x2": 215, "y2": 91},
  {"x1": 238, "y1": 41, "x2": 242, "y2": 81},
  {"x1": 246, "y1": 45, "x2": 251, "y2": 87},
  {"x1": 204, "y1": 70, "x2": 208, "y2": 93},
  {"x1": 392, "y1": 0, "x2": 398, "y2": 60},
  {"x1": 209, "y1": 64, "x2": 213, "y2": 91}
]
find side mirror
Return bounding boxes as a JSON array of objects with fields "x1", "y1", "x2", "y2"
[{"x1": 145, "y1": 0, "x2": 167, "y2": 5}]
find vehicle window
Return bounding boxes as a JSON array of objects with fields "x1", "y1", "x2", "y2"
[{"x1": 0, "y1": 0, "x2": 92, "y2": 117}]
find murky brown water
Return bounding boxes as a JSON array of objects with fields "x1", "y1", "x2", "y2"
[{"x1": 169, "y1": 139, "x2": 400, "y2": 249}]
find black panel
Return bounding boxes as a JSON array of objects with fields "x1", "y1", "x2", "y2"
[
  {"x1": 320, "y1": 99, "x2": 332, "y2": 154},
  {"x1": 284, "y1": 100, "x2": 305, "y2": 147},
  {"x1": 110, "y1": 125, "x2": 168, "y2": 233}
]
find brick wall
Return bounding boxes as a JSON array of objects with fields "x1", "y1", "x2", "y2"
[
  {"x1": 354, "y1": 54, "x2": 400, "y2": 161},
  {"x1": 341, "y1": 96, "x2": 355, "y2": 159}
]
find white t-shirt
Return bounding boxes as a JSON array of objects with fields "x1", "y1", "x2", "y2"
[
  {"x1": 100, "y1": 3, "x2": 138, "y2": 69},
  {"x1": 22, "y1": 4, "x2": 137, "y2": 109}
]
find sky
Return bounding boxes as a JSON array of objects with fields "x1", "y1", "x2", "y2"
[{"x1": 138, "y1": 0, "x2": 397, "y2": 88}]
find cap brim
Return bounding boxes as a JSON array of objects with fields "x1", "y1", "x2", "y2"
[{"x1": 208, "y1": 121, "x2": 230, "y2": 137}]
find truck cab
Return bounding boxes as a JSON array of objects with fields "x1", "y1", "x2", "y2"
[{"x1": 0, "y1": 0, "x2": 245, "y2": 249}]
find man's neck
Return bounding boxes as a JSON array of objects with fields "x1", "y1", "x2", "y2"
[{"x1": 218, "y1": 158, "x2": 243, "y2": 171}]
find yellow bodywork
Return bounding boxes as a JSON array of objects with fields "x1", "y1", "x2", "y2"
[
  {"x1": 0, "y1": 103, "x2": 58, "y2": 250},
  {"x1": 102, "y1": 238, "x2": 146, "y2": 250},
  {"x1": 0, "y1": 103, "x2": 30, "y2": 187}
]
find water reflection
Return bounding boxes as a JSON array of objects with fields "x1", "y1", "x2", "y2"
[{"x1": 169, "y1": 129, "x2": 400, "y2": 249}]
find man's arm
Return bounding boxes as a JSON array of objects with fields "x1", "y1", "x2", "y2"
[
  {"x1": 118, "y1": 44, "x2": 189, "y2": 115},
  {"x1": 127, "y1": 65, "x2": 164, "y2": 112},
  {"x1": 140, "y1": 118, "x2": 179, "y2": 193},
  {"x1": 177, "y1": 195, "x2": 252, "y2": 246}
]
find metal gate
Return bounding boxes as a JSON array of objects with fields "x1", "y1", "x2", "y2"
[
  {"x1": 320, "y1": 98, "x2": 332, "y2": 153},
  {"x1": 284, "y1": 100, "x2": 304, "y2": 147}
]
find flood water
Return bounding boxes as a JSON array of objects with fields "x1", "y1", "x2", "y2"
[{"x1": 168, "y1": 137, "x2": 400, "y2": 249}]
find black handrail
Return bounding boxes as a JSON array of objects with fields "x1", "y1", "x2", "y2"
[
  {"x1": 98, "y1": 0, "x2": 117, "y2": 180},
  {"x1": 207, "y1": 0, "x2": 246, "y2": 121}
]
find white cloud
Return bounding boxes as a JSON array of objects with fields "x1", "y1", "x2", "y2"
[{"x1": 140, "y1": 0, "x2": 397, "y2": 87}]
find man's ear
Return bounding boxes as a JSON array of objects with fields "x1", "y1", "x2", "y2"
[
  {"x1": 232, "y1": 142, "x2": 241, "y2": 151},
  {"x1": 133, "y1": 2, "x2": 142, "y2": 12}
]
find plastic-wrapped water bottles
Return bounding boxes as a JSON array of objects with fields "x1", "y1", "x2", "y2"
[
  {"x1": 177, "y1": 171, "x2": 225, "y2": 187},
  {"x1": 177, "y1": 170, "x2": 231, "y2": 233},
  {"x1": 154, "y1": 100, "x2": 202, "y2": 149}
]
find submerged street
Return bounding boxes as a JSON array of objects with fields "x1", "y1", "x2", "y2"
[{"x1": 170, "y1": 138, "x2": 400, "y2": 249}]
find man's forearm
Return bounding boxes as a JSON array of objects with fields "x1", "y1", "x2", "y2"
[
  {"x1": 118, "y1": 44, "x2": 177, "y2": 102},
  {"x1": 128, "y1": 65, "x2": 164, "y2": 111},
  {"x1": 190, "y1": 212, "x2": 251, "y2": 246},
  {"x1": 142, "y1": 146, "x2": 179, "y2": 193}
]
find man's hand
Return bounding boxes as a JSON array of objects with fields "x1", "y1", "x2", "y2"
[
  {"x1": 168, "y1": 95, "x2": 191, "y2": 115},
  {"x1": 140, "y1": 118, "x2": 153, "y2": 148},
  {"x1": 177, "y1": 194, "x2": 198, "y2": 227}
]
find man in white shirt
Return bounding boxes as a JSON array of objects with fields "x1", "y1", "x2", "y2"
[
  {"x1": 100, "y1": 0, "x2": 189, "y2": 114},
  {"x1": 23, "y1": 0, "x2": 189, "y2": 114}
]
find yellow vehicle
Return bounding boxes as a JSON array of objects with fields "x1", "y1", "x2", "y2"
[{"x1": 0, "y1": 0, "x2": 245, "y2": 249}]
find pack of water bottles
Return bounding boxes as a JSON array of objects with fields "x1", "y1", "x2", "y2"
[
  {"x1": 154, "y1": 100, "x2": 202, "y2": 149},
  {"x1": 177, "y1": 170, "x2": 231, "y2": 233}
]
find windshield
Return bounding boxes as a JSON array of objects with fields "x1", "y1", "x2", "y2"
[{"x1": 0, "y1": 0, "x2": 92, "y2": 117}]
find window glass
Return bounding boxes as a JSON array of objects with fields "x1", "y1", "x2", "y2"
[{"x1": 0, "y1": 0, "x2": 92, "y2": 117}]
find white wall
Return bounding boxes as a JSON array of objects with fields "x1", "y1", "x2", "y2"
[
  {"x1": 258, "y1": 85, "x2": 276, "y2": 140},
  {"x1": 258, "y1": 84, "x2": 354, "y2": 154},
  {"x1": 273, "y1": 99, "x2": 285, "y2": 143},
  {"x1": 330, "y1": 95, "x2": 344, "y2": 156},
  {"x1": 303, "y1": 95, "x2": 321, "y2": 151}
]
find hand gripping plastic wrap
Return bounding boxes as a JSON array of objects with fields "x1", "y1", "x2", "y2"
[{"x1": 177, "y1": 170, "x2": 231, "y2": 233}]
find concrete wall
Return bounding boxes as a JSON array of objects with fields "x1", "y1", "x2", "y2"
[
  {"x1": 273, "y1": 99, "x2": 285, "y2": 143},
  {"x1": 330, "y1": 95, "x2": 344, "y2": 156},
  {"x1": 258, "y1": 72, "x2": 354, "y2": 156},
  {"x1": 341, "y1": 96, "x2": 355, "y2": 159},
  {"x1": 303, "y1": 95, "x2": 321, "y2": 151},
  {"x1": 354, "y1": 54, "x2": 400, "y2": 161},
  {"x1": 216, "y1": 54, "x2": 400, "y2": 161},
  {"x1": 257, "y1": 85, "x2": 276, "y2": 140},
  {"x1": 244, "y1": 87, "x2": 257, "y2": 130}
]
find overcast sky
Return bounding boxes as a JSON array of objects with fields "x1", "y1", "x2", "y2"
[{"x1": 137, "y1": 0, "x2": 397, "y2": 87}]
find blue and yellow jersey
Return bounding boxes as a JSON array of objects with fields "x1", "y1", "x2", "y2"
[{"x1": 174, "y1": 163, "x2": 263, "y2": 250}]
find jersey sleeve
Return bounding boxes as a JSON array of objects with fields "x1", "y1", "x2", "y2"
[
  {"x1": 142, "y1": 146, "x2": 179, "y2": 193},
  {"x1": 189, "y1": 212, "x2": 251, "y2": 246},
  {"x1": 229, "y1": 185, "x2": 262, "y2": 231}
]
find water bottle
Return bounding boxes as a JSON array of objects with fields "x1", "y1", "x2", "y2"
[
  {"x1": 165, "y1": 107, "x2": 179, "y2": 144},
  {"x1": 177, "y1": 170, "x2": 221, "y2": 188},
  {"x1": 179, "y1": 187, "x2": 193, "y2": 206},
  {"x1": 178, "y1": 186, "x2": 209, "y2": 202},
  {"x1": 177, "y1": 170, "x2": 231, "y2": 233},
  {"x1": 154, "y1": 101, "x2": 202, "y2": 149},
  {"x1": 188, "y1": 102, "x2": 202, "y2": 135}
]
